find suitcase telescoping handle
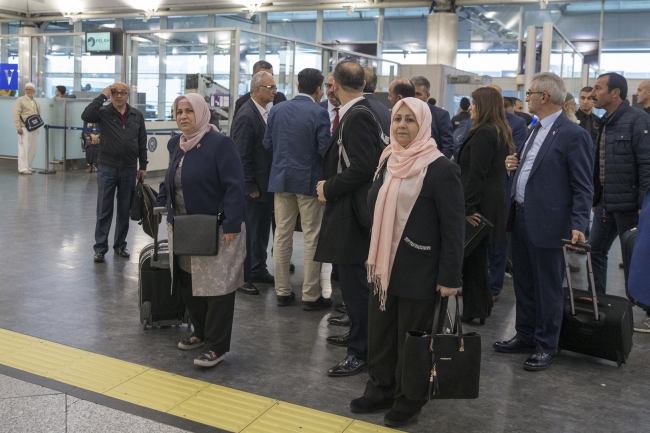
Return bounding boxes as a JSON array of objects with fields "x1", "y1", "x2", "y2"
[
  {"x1": 153, "y1": 207, "x2": 166, "y2": 261},
  {"x1": 562, "y1": 239, "x2": 599, "y2": 321}
]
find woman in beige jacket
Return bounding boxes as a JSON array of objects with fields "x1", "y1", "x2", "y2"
[{"x1": 12, "y1": 82, "x2": 41, "y2": 175}]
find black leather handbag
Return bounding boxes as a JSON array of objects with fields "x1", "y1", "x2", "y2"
[
  {"x1": 464, "y1": 213, "x2": 493, "y2": 257},
  {"x1": 402, "y1": 295, "x2": 481, "y2": 400},
  {"x1": 173, "y1": 214, "x2": 221, "y2": 256}
]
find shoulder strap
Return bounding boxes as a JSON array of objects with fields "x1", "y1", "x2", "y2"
[{"x1": 337, "y1": 105, "x2": 389, "y2": 174}]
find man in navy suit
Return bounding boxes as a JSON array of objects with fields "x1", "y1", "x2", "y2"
[
  {"x1": 411, "y1": 76, "x2": 455, "y2": 158},
  {"x1": 263, "y1": 68, "x2": 332, "y2": 309},
  {"x1": 494, "y1": 72, "x2": 593, "y2": 371},
  {"x1": 320, "y1": 74, "x2": 341, "y2": 133},
  {"x1": 231, "y1": 71, "x2": 277, "y2": 295},
  {"x1": 362, "y1": 67, "x2": 391, "y2": 137}
]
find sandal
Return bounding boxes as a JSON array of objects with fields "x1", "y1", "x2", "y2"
[
  {"x1": 178, "y1": 336, "x2": 204, "y2": 350},
  {"x1": 194, "y1": 351, "x2": 226, "y2": 367}
]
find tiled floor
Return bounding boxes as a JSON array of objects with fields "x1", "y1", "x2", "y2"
[{"x1": 1, "y1": 159, "x2": 649, "y2": 432}]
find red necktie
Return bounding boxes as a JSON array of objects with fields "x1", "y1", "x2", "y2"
[{"x1": 332, "y1": 107, "x2": 340, "y2": 132}]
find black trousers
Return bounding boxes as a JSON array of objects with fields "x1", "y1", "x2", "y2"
[
  {"x1": 461, "y1": 235, "x2": 493, "y2": 319},
  {"x1": 337, "y1": 263, "x2": 369, "y2": 359},
  {"x1": 246, "y1": 199, "x2": 273, "y2": 276},
  {"x1": 176, "y1": 269, "x2": 236, "y2": 355},
  {"x1": 364, "y1": 292, "x2": 445, "y2": 414}
]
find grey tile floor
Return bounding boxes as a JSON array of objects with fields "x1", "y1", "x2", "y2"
[{"x1": 0, "y1": 159, "x2": 649, "y2": 432}]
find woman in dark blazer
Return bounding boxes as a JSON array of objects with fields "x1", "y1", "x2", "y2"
[
  {"x1": 350, "y1": 98, "x2": 465, "y2": 429},
  {"x1": 158, "y1": 93, "x2": 249, "y2": 368},
  {"x1": 457, "y1": 87, "x2": 514, "y2": 324}
]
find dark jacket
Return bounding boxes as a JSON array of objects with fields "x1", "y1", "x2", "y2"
[
  {"x1": 576, "y1": 109, "x2": 600, "y2": 147},
  {"x1": 458, "y1": 123, "x2": 509, "y2": 244},
  {"x1": 81, "y1": 95, "x2": 148, "y2": 170},
  {"x1": 233, "y1": 92, "x2": 286, "y2": 120},
  {"x1": 157, "y1": 130, "x2": 247, "y2": 236},
  {"x1": 231, "y1": 98, "x2": 273, "y2": 202},
  {"x1": 368, "y1": 157, "x2": 465, "y2": 298},
  {"x1": 455, "y1": 112, "x2": 527, "y2": 155},
  {"x1": 428, "y1": 103, "x2": 455, "y2": 159},
  {"x1": 451, "y1": 111, "x2": 470, "y2": 131},
  {"x1": 262, "y1": 94, "x2": 330, "y2": 196},
  {"x1": 363, "y1": 93, "x2": 392, "y2": 138},
  {"x1": 593, "y1": 100, "x2": 650, "y2": 211},
  {"x1": 314, "y1": 98, "x2": 381, "y2": 264}
]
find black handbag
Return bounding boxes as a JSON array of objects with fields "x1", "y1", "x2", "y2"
[
  {"x1": 173, "y1": 214, "x2": 222, "y2": 256},
  {"x1": 402, "y1": 295, "x2": 481, "y2": 400},
  {"x1": 464, "y1": 213, "x2": 493, "y2": 257}
]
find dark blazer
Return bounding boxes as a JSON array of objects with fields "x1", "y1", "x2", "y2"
[
  {"x1": 368, "y1": 157, "x2": 465, "y2": 298},
  {"x1": 231, "y1": 98, "x2": 272, "y2": 202},
  {"x1": 458, "y1": 123, "x2": 509, "y2": 244},
  {"x1": 455, "y1": 111, "x2": 527, "y2": 154},
  {"x1": 576, "y1": 109, "x2": 600, "y2": 146},
  {"x1": 319, "y1": 100, "x2": 329, "y2": 109},
  {"x1": 428, "y1": 103, "x2": 455, "y2": 159},
  {"x1": 157, "y1": 130, "x2": 247, "y2": 236},
  {"x1": 314, "y1": 98, "x2": 381, "y2": 264},
  {"x1": 363, "y1": 93, "x2": 392, "y2": 138},
  {"x1": 233, "y1": 91, "x2": 286, "y2": 120},
  {"x1": 511, "y1": 113, "x2": 594, "y2": 249}
]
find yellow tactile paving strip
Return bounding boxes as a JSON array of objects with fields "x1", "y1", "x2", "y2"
[{"x1": 0, "y1": 329, "x2": 401, "y2": 433}]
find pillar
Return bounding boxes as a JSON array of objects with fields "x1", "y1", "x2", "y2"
[
  {"x1": 115, "y1": 18, "x2": 123, "y2": 82},
  {"x1": 73, "y1": 21, "x2": 82, "y2": 94},
  {"x1": 524, "y1": 25, "x2": 537, "y2": 112},
  {"x1": 18, "y1": 26, "x2": 37, "y2": 95},
  {"x1": 158, "y1": 16, "x2": 167, "y2": 120},
  {"x1": 207, "y1": 14, "x2": 215, "y2": 75},
  {"x1": 426, "y1": 12, "x2": 457, "y2": 67},
  {"x1": 316, "y1": 10, "x2": 323, "y2": 44},
  {"x1": 376, "y1": 8, "x2": 384, "y2": 58},
  {"x1": 259, "y1": 12, "x2": 267, "y2": 61},
  {"x1": 0, "y1": 23, "x2": 8, "y2": 63}
]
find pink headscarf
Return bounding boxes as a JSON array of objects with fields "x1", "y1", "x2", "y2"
[
  {"x1": 173, "y1": 93, "x2": 218, "y2": 154},
  {"x1": 367, "y1": 97, "x2": 444, "y2": 310}
]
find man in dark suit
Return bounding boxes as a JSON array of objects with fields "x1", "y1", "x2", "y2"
[
  {"x1": 411, "y1": 76, "x2": 455, "y2": 159},
  {"x1": 320, "y1": 73, "x2": 341, "y2": 133},
  {"x1": 495, "y1": 72, "x2": 594, "y2": 371},
  {"x1": 233, "y1": 60, "x2": 286, "y2": 119},
  {"x1": 362, "y1": 67, "x2": 391, "y2": 138},
  {"x1": 315, "y1": 61, "x2": 381, "y2": 377},
  {"x1": 231, "y1": 71, "x2": 277, "y2": 295}
]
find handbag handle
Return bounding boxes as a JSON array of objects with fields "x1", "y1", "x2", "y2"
[{"x1": 429, "y1": 294, "x2": 464, "y2": 352}]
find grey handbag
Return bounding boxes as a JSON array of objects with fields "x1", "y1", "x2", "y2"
[{"x1": 173, "y1": 214, "x2": 221, "y2": 256}]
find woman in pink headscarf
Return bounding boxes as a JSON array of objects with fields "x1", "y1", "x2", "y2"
[
  {"x1": 350, "y1": 97, "x2": 465, "y2": 428},
  {"x1": 157, "y1": 93, "x2": 248, "y2": 368}
]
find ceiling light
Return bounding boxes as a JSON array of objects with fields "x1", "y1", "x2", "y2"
[
  {"x1": 539, "y1": 0, "x2": 548, "y2": 10},
  {"x1": 132, "y1": 36, "x2": 151, "y2": 43},
  {"x1": 142, "y1": 9, "x2": 156, "y2": 22},
  {"x1": 343, "y1": 5, "x2": 356, "y2": 15}
]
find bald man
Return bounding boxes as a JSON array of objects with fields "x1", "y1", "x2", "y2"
[
  {"x1": 82, "y1": 82, "x2": 148, "y2": 263},
  {"x1": 636, "y1": 80, "x2": 650, "y2": 116}
]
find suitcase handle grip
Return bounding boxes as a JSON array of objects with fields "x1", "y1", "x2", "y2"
[
  {"x1": 154, "y1": 206, "x2": 166, "y2": 216},
  {"x1": 561, "y1": 239, "x2": 591, "y2": 252}
]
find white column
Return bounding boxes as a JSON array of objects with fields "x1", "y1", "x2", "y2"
[
  {"x1": 376, "y1": 8, "x2": 384, "y2": 58},
  {"x1": 540, "y1": 21, "x2": 553, "y2": 73},
  {"x1": 316, "y1": 10, "x2": 323, "y2": 44},
  {"x1": 259, "y1": 12, "x2": 267, "y2": 61},
  {"x1": 207, "y1": 14, "x2": 215, "y2": 75},
  {"x1": 426, "y1": 12, "x2": 458, "y2": 67},
  {"x1": 18, "y1": 26, "x2": 36, "y2": 95},
  {"x1": 73, "y1": 21, "x2": 82, "y2": 94},
  {"x1": 0, "y1": 23, "x2": 8, "y2": 63},
  {"x1": 129, "y1": 38, "x2": 138, "y2": 107},
  {"x1": 158, "y1": 16, "x2": 167, "y2": 120},
  {"x1": 115, "y1": 18, "x2": 123, "y2": 82},
  {"x1": 524, "y1": 25, "x2": 537, "y2": 112}
]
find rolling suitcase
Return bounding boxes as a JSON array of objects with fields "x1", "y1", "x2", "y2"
[
  {"x1": 621, "y1": 228, "x2": 650, "y2": 309},
  {"x1": 559, "y1": 240, "x2": 634, "y2": 367},
  {"x1": 138, "y1": 206, "x2": 188, "y2": 330}
]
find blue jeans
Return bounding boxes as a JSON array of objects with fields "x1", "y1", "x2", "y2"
[
  {"x1": 94, "y1": 165, "x2": 137, "y2": 254},
  {"x1": 588, "y1": 200, "x2": 639, "y2": 294}
]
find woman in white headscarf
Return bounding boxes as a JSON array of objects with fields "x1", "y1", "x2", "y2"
[
  {"x1": 158, "y1": 93, "x2": 248, "y2": 368},
  {"x1": 350, "y1": 97, "x2": 465, "y2": 428}
]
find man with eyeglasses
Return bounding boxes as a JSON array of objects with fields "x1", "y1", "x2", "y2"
[
  {"x1": 231, "y1": 71, "x2": 277, "y2": 295},
  {"x1": 233, "y1": 60, "x2": 287, "y2": 119},
  {"x1": 496, "y1": 72, "x2": 593, "y2": 371},
  {"x1": 81, "y1": 82, "x2": 148, "y2": 263}
]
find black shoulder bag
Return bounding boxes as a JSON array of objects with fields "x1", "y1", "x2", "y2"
[
  {"x1": 167, "y1": 141, "x2": 223, "y2": 256},
  {"x1": 402, "y1": 295, "x2": 481, "y2": 400},
  {"x1": 20, "y1": 99, "x2": 44, "y2": 132}
]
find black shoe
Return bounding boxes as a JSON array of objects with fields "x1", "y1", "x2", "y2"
[
  {"x1": 350, "y1": 396, "x2": 394, "y2": 414},
  {"x1": 568, "y1": 263, "x2": 580, "y2": 273},
  {"x1": 114, "y1": 247, "x2": 130, "y2": 258},
  {"x1": 460, "y1": 315, "x2": 485, "y2": 325},
  {"x1": 327, "y1": 355, "x2": 366, "y2": 377},
  {"x1": 492, "y1": 294, "x2": 501, "y2": 303},
  {"x1": 334, "y1": 303, "x2": 347, "y2": 314},
  {"x1": 289, "y1": 262, "x2": 295, "y2": 272},
  {"x1": 237, "y1": 282, "x2": 259, "y2": 295},
  {"x1": 493, "y1": 336, "x2": 535, "y2": 354},
  {"x1": 384, "y1": 408, "x2": 421, "y2": 428},
  {"x1": 326, "y1": 332, "x2": 349, "y2": 347},
  {"x1": 331, "y1": 272, "x2": 339, "y2": 282},
  {"x1": 619, "y1": 262, "x2": 624, "y2": 269},
  {"x1": 277, "y1": 292, "x2": 295, "y2": 307},
  {"x1": 328, "y1": 314, "x2": 351, "y2": 327},
  {"x1": 302, "y1": 296, "x2": 333, "y2": 311},
  {"x1": 94, "y1": 252, "x2": 105, "y2": 263},
  {"x1": 523, "y1": 352, "x2": 556, "y2": 371},
  {"x1": 251, "y1": 270, "x2": 275, "y2": 285}
]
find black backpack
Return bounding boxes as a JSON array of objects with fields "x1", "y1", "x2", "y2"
[{"x1": 131, "y1": 180, "x2": 161, "y2": 238}]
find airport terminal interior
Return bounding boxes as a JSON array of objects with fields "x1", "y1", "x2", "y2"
[{"x1": 1, "y1": 0, "x2": 650, "y2": 432}]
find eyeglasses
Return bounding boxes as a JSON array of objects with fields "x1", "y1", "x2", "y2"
[
  {"x1": 525, "y1": 91, "x2": 545, "y2": 97},
  {"x1": 258, "y1": 85, "x2": 277, "y2": 91},
  {"x1": 111, "y1": 91, "x2": 129, "y2": 97}
]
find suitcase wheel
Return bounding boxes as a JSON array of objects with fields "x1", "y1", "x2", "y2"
[
  {"x1": 142, "y1": 318, "x2": 148, "y2": 330},
  {"x1": 141, "y1": 302, "x2": 152, "y2": 330},
  {"x1": 616, "y1": 350, "x2": 625, "y2": 368}
]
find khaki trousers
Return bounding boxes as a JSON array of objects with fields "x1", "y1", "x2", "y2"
[{"x1": 273, "y1": 192, "x2": 323, "y2": 301}]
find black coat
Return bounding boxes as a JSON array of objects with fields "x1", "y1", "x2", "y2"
[
  {"x1": 314, "y1": 98, "x2": 381, "y2": 264},
  {"x1": 457, "y1": 123, "x2": 509, "y2": 244},
  {"x1": 233, "y1": 92, "x2": 287, "y2": 120},
  {"x1": 363, "y1": 93, "x2": 392, "y2": 138},
  {"x1": 81, "y1": 95, "x2": 148, "y2": 170},
  {"x1": 368, "y1": 157, "x2": 465, "y2": 299},
  {"x1": 230, "y1": 98, "x2": 273, "y2": 203},
  {"x1": 576, "y1": 109, "x2": 600, "y2": 147}
]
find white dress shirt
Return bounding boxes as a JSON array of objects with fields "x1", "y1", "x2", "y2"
[
  {"x1": 252, "y1": 99, "x2": 270, "y2": 123},
  {"x1": 339, "y1": 96, "x2": 365, "y2": 120}
]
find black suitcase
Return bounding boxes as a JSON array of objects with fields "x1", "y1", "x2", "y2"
[
  {"x1": 559, "y1": 240, "x2": 634, "y2": 367},
  {"x1": 620, "y1": 228, "x2": 650, "y2": 309},
  {"x1": 138, "y1": 207, "x2": 188, "y2": 330}
]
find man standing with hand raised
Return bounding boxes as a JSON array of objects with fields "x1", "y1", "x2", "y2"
[{"x1": 82, "y1": 83, "x2": 148, "y2": 263}]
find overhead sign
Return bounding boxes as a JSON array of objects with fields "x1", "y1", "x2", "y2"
[{"x1": 0, "y1": 64, "x2": 18, "y2": 91}]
